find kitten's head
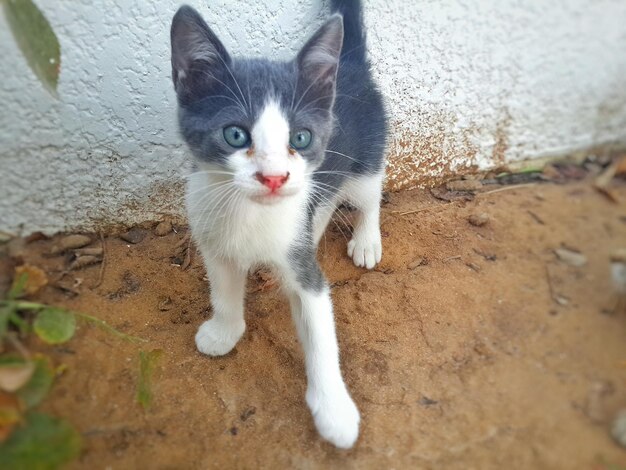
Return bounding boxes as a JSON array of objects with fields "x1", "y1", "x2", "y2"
[{"x1": 171, "y1": 5, "x2": 343, "y2": 204}]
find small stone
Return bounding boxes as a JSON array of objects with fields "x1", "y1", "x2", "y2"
[
  {"x1": 554, "y1": 247, "x2": 587, "y2": 267},
  {"x1": 69, "y1": 255, "x2": 101, "y2": 270},
  {"x1": 154, "y1": 221, "x2": 173, "y2": 237},
  {"x1": 418, "y1": 396, "x2": 438, "y2": 406},
  {"x1": 120, "y1": 228, "x2": 145, "y2": 244},
  {"x1": 240, "y1": 406, "x2": 256, "y2": 421},
  {"x1": 446, "y1": 180, "x2": 483, "y2": 192},
  {"x1": 24, "y1": 232, "x2": 48, "y2": 243},
  {"x1": 0, "y1": 231, "x2": 15, "y2": 244},
  {"x1": 158, "y1": 296, "x2": 174, "y2": 312},
  {"x1": 555, "y1": 295, "x2": 569, "y2": 306},
  {"x1": 584, "y1": 380, "x2": 614, "y2": 423},
  {"x1": 468, "y1": 213, "x2": 490, "y2": 227},
  {"x1": 612, "y1": 409, "x2": 626, "y2": 448},
  {"x1": 611, "y1": 249, "x2": 626, "y2": 295},
  {"x1": 610, "y1": 248, "x2": 626, "y2": 263},
  {"x1": 408, "y1": 257, "x2": 427, "y2": 269},
  {"x1": 50, "y1": 234, "x2": 92, "y2": 255},
  {"x1": 466, "y1": 262, "x2": 481, "y2": 272},
  {"x1": 7, "y1": 238, "x2": 27, "y2": 260},
  {"x1": 73, "y1": 247, "x2": 103, "y2": 257}
]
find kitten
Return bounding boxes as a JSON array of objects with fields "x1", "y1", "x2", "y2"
[{"x1": 170, "y1": 0, "x2": 387, "y2": 448}]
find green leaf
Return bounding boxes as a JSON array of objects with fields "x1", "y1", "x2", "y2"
[
  {"x1": 33, "y1": 309, "x2": 75, "y2": 345},
  {"x1": 0, "y1": 305, "x2": 13, "y2": 339},
  {"x1": 10, "y1": 301, "x2": 47, "y2": 311},
  {"x1": 8, "y1": 311, "x2": 29, "y2": 337},
  {"x1": 136, "y1": 349, "x2": 163, "y2": 410},
  {"x1": 16, "y1": 356, "x2": 54, "y2": 409},
  {"x1": 3, "y1": 0, "x2": 61, "y2": 97},
  {"x1": 0, "y1": 411, "x2": 81, "y2": 470},
  {"x1": 75, "y1": 312, "x2": 146, "y2": 344},
  {"x1": 7, "y1": 273, "x2": 28, "y2": 301}
]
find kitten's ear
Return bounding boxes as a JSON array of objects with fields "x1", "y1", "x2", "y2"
[
  {"x1": 296, "y1": 14, "x2": 344, "y2": 101},
  {"x1": 170, "y1": 5, "x2": 230, "y2": 96}
]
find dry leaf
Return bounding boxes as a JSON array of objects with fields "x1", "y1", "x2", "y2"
[
  {"x1": 13, "y1": 265, "x2": 48, "y2": 296},
  {"x1": 0, "y1": 361, "x2": 35, "y2": 393},
  {"x1": 0, "y1": 390, "x2": 22, "y2": 442}
]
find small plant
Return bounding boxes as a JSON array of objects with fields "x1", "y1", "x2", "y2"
[{"x1": 0, "y1": 270, "x2": 145, "y2": 469}]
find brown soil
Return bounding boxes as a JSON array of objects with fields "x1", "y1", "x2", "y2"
[{"x1": 6, "y1": 179, "x2": 626, "y2": 469}]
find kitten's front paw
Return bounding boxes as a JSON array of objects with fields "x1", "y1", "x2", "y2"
[
  {"x1": 195, "y1": 319, "x2": 245, "y2": 356},
  {"x1": 306, "y1": 388, "x2": 360, "y2": 449},
  {"x1": 347, "y1": 229, "x2": 382, "y2": 269}
]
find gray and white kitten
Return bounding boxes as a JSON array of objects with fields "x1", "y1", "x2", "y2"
[{"x1": 170, "y1": 0, "x2": 387, "y2": 448}]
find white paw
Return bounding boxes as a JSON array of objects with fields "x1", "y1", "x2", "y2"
[
  {"x1": 306, "y1": 387, "x2": 360, "y2": 449},
  {"x1": 195, "y1": 318, "x2": 245, "y2": 356},
  {"x1": 347, "y1": 228, "x2": 382, "y2": 269}
]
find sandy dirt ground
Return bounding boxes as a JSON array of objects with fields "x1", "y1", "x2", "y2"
[{"x1": 3, "y1": 177, "x2": 626, "y2": 469}]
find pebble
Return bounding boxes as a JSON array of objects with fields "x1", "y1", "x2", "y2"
[
  {"x1": 69, "y1": 255, "x2": 101, "y2": 270},
  {"x1": 408, "y1": 257, "x2": 427, "y2": 269},
  {"x1": 611, "y1": 249, "x2": 626, "y2": 294},
  {"x1": 73, "y1": 247, "x2": 103, "y2": 257},
  {"x1": 446, "y1": 180, "x2": 483, "y2": 192},
  {"x1": 50, "y1": 234, "x2": 92, "y2": 255},
  {"x1": 612, "y1": 409, "x2": 626, "y2": 448},
  {"x1": 468, "y1": 213, "x2": 490, "y2": 227},
  {"x1": 0, "y1": 231, "x2": 14, "y2": 243},
  {"x1": 584, "y1": 380, "x2": 613, "y2": 423},
  {"x1": 154, "y1": 221, "x2": 173, "y2": 237},
  {"x1": 554, "y1": 247, "x2": 587, "y2": 267},
  {"x1": 120, "y1": 228, "x2": 145, "y2": 244}
]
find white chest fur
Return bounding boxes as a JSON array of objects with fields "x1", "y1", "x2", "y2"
[{"x1": 186, "y1": 172, "x2": 309, "y2": 268}]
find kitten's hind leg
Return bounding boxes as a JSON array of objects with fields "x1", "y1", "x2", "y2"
[
  {"x1": 343, "y1": 172, "x2": 384, "y2": 269},
  {"x1": 195, "y1": 251, "x2": 247, "y2": 356}
]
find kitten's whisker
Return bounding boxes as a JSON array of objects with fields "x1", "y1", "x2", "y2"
[
  {"x1": 308, "y1": 186, "x2": 353, "y2": 242},
  {"x1": 215, "y1": 54, "x2": 250, "y2": 114},
  {"x1": 324, "y1": 150, "x2": 362, "y2": 165},
  {"x1": 193, "y1": 94, "x2": 247, "y2": 111},
  {"x1": 147, "y1": 180, "x2": 233, "y2": 213},
  {"x1": 189, "y1": 67, "x2": 247, "y2": 113},
  {"x1": 306, "y1": 191, "x2": 346, "y2": 242},
  {"x1": 197, "y1": 186, "x2": 239, "y2": 237},
  {"x1": 187, "y1": 183, "x2": 235, "y2": 218},
  {"x1": 183, "y1": 169, "x2": 236, "y2": 178},
  {"x1": 309, "y1": 182, "x2": 356, "y2": 229},
  {"x1": 292, "y1": 64, "x2": 339, "y2": 114}
]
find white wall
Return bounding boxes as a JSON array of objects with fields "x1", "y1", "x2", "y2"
[{"x1": 1, "y1": 0, "x2": 625, "y2": 235}]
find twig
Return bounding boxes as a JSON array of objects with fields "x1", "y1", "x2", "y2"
[
  {"x1": 527, "y1": 210, "x2": 545, "y2": 225},
  {"x1": 545, "y1": 264, "x2": 568, "y2": 305},
  {"x1": 181, "y1": 236, "x2": 194, "y2": 270},
  {"x1": 175, "y1": 232, "x2": 191, "y2": 250},
  {"x1": 6, "y1": 332, "x2": 31, "y2": 359},
  {"x1": 92, "y1": 231, "x2": 106, "y2": 288},
  {"x1": 481, "y1": 183, "x2": 537, "y2": 195},
  {"x1": 393, "y1": 207, "x2": 432, "y2": 216},
  {"x1": 443, "y1": 255, "x2": 462, "y2": 262}
]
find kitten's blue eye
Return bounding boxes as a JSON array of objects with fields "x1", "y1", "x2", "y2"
[
  {"x1": 223, "y1": 126, "x2": 250, "y2": 148},
  {"x1": 290, "y1": 129, "x2": 312, "y2": 150}
]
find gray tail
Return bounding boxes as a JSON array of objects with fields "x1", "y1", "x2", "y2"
[{"x1": 330, "y1": 0, "x2": 366, "y2": 63}]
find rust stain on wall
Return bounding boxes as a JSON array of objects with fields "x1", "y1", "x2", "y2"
[{"x1": 384, "y1": 110, "x2": 482, "y2": 191}]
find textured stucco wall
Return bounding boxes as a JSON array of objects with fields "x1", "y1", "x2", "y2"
[{"x1": 1, "y1": 0, "x2": 625, "y2": 235}]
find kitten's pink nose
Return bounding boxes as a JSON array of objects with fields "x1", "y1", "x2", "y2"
[{"x1": 255, "y1": 172, "x2": 289, "y2": 192}]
